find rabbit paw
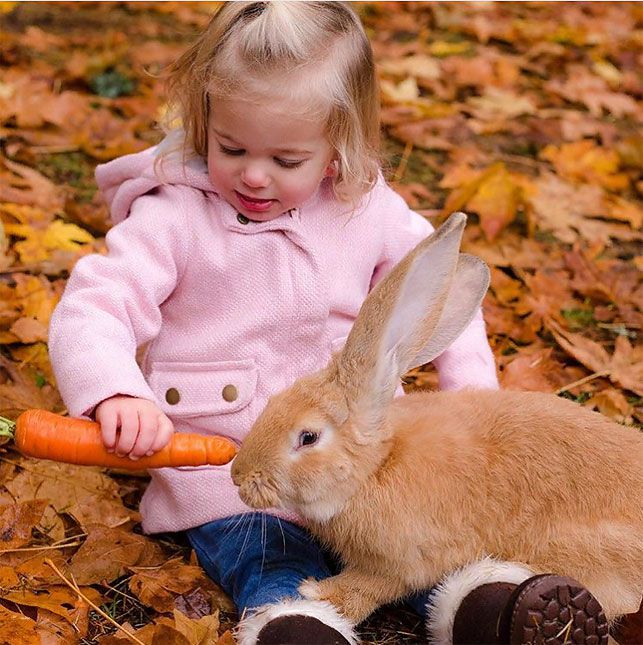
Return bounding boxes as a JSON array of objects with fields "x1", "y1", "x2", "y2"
[
  {"x1": 299, "y1": 577, "x2": 325, "y2": 601},
  {"x1": 298, "y1": 575, "x2": 376, "y2": 624}
]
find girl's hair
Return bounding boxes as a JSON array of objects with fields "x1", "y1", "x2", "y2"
[{"x1": 162, "y1": 1, "x2": 380, "y2": 202}]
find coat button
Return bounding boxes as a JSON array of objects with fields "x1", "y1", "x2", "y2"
[
  {"x1": 165, "y1": 388, "x2": 180, "y2": 405},
  {"x1": 237, "y1": 213, "x2": 249, "y2": 225},
  {"x1": 222, "y1": 384, "x2": 238, "y2": 402}
]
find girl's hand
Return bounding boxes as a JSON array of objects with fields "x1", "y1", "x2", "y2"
[{"x1": 95, "y1": 395, "x2": 175, "y2": 460}]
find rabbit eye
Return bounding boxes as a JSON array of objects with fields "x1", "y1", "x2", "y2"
[{"x1": 297, "y1": 430, "x2": 319, "y2": 448}]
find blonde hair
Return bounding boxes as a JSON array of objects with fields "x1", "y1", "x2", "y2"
[{"x1": 162, "y1": 1, "x2": 380, "y2": 202}]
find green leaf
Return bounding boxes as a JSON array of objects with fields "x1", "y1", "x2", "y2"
[{"x1": 90, "y1": 70, "x2": 135, "y2": 98}]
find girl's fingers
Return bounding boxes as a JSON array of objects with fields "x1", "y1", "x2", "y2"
[
  {"x1": 115, "y1": 408, "x2": 139, "y2": 457},
  {"x1": 97, "y1": 407, "x2": 117, "y2": 451},
  {"x1": 148, "y1": 415, "x2": 175, "y2": 455},
  {"x1": 131, "y1": 410, "x2": 158, "y2": 458}
]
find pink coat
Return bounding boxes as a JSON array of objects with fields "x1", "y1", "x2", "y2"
[{"x1": 48, "y1": 145, "x2": 498, "y2": 534}]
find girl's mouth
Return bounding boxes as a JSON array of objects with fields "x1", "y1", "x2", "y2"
[{"x1": 235, "y1": 191, "x2": 275, "y2": 213}]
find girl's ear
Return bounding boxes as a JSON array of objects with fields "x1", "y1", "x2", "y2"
[{"x1": 324, "y1": 160, "x2": 338, "y2": 177}]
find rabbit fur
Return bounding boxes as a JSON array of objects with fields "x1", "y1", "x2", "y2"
[{"x1": 232, "y1": 212, "x2": 643, "y2": 626}]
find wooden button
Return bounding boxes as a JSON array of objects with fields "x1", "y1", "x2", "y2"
[
  {"x1": 237, "y1": 213, "x2": 249, "y2": 225},
  {"x1": 222, "y1": 384, "x2": 238, "y2": 402},
  {"x1": 165, "y1": 388, "x2": 180, "y2": 405}
]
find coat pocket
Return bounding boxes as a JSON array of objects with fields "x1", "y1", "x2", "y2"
[{"x1": 148, "y1": 359, "x2": 258, "y2": 418}]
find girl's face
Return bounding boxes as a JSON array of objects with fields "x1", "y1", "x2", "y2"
[{"x1": 207, "y1": 97, "x2": 336, "y2": 221}]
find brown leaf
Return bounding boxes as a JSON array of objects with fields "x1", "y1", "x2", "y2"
[
  {"x1": 545, "y1": 64, "x2": 640, "y2": 118},
  {"x1": 499, "y1": 347, "x2": 563, "y2": 393},
  {"x1": 0, "y1": 605, "x2": 40, "y2": 645},
  {"x1": 67, "y1": 525, "x2": 150, "y2": 585},
  {"x1": 0, "y1": 354, "x2": 62, "y2": 417},
  {"x1": 151, "y1": 624, "x2": 191, "y2": 645},
  {"x1": 0, "y1": 585, "x2": 101, "y2": 624},
  {"x1": 129, "y1": 558, "x2": 208, "y2": 613},
  {"x1": 217, "y1": 631, "x2": 236, "y2": 645},
  {"x1": 173, "y1": 608, "x2": 220, "y2": 645},
  {"x1": 4, "y1": 460, "x2": 134, "y2": 532},
  {"x1": 548, "y1": 320, "x2": 643, "y2": 396},
  {"x1": 526, "y1": 174, "x2": 637, "y2": 244},
  {"x1": 588, "y1": 388, "x2": 634, "y2": 424},
  {"x1": 0, "y1": 157, "x2": 65, "y2": 212},
  {"x1": 0, "y1": 499, "x2": 47, "y2": 550}
]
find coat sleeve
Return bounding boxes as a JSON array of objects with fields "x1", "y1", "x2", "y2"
[
  {"x1": 48, "y1": 188, "x2": 193, "y2": 417},
  {"x1": 371, "y1": 183, "x2": 499, "y2": 391}
]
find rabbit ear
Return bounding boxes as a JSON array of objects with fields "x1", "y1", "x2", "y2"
[
  {"x1": 337, "y1": 212, "x2": 489, "y2": 437},
  {"x1": 408, "y1": 252, "x2": 490, "y2": 368}
]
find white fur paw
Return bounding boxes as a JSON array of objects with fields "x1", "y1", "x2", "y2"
[
  {"x1": 235, "y1": 598, "x2": 359, "y2": 645},
  {"x1": 298, "y1": 577, "x2": 323, "y2": 600}
]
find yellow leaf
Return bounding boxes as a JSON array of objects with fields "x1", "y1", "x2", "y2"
[
  {"x1": 380, "y1": 77, "x2": 420, "y2": 103},
  {"x1": 592, "y1": 59, "x2": 623, "y2": 86},
  {"x1": 42, "y1": 219, "x2": 94, "y2": 250},
  {"x1": 0, "y1": 2, "x2": 17, "y2": 14},
  {"x1": 540, "y1": 141, "x2": 629, "y2": 191},
  {"x1": 428, "y1": 40, "x2": 472, "y2": 57},
  {"x1": 5, "y1": 219, "x2": 94, "y2": 263},
  {"x1": 466, "y1": 165, "x2": 523, "y2": 240},
  {"x1": 11, "y1": 343, "x2": 57, "y2": 386},
  {"x1": 379, "y1": 54, "x2": 441, "y2": 81}
]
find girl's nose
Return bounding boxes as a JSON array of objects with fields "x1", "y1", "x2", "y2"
[{"x1": 241, "y1": 164, "x2": 270, "y2": 189}]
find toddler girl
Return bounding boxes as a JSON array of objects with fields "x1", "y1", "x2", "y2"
[{"x1": 48, "y1": 3, "x2": 514, "y2": 643}]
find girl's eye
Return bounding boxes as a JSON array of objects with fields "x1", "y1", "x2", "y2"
[
  {"x1": 297, "y1": 430, "x2": 319, "y2": 448},
  {"x1": 275, "y1": 158, "x2": 304, "y2": 169},
  {"x1": 219, "y1": 144, "x2": 244, "y2": 156}
]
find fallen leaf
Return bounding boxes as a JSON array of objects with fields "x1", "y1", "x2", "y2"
[
  {"x1": 465, "y1": 163, "x2": 524, "y2": 240},
  {"x1": 173, "y1": 608, "x2": 220, "y2": 645},
  {"x1": 0, "y1": 605, "x2": 40, "y2": 645},
  {"x1": 129, "y1": 558, "x2": 210, "y2": 613},
  {"x1": 588, "y1": 388, "x2": 633, "y2": 424},
  {"x1": 499, "y1": 347, "x2": 562, "y2": 392},
  {"x1": 526, "y1": 173, "x2": 637, "y2": 244},
  {"x1": 540, "y1": 140, "x2": 629, "y2": 191},
  {"x1": 0, "y1": 499, "x2": 47, "y2": 550},
  {"x1": 0, "y1": 585, "x2": 101, "y2": 624},
  {"x1": 67, "y1": 525, "x2": 152, "y2": 585},
  {"x1": 0, "y1": 157, "x2": 64, "y2": 212},
  {"x1": 4, "y1": 461, "x2": 134, "y2": 532},
  {"x1": 549, "y1": 320, "x2": 643, "y2": 396},
  {"x1": 379, "y1": 54, "x2": 441, "y2": 81},
  {"x1": 466, "y1": 87, "x2": 537, "y2": 121},
  {"x1": 545, "y1": 64, "x2": 640, "y2": 118}
]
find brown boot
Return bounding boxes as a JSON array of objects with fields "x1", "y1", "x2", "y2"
[
  {"x1": 256, "y1": 614, "x2": 352, "y2": 644},
  {"x1": 452, "y1": 574, "x2": 609, "y2": 645},
  {"x1": 611, "y1": 598, "x2": 643, "y2": 645},
  {"x1": 425, "y1": 559, "x2": 610, "y2": 645},
  {"x1": 236, "y1": 598, "x2": 358, "y2": 645}
]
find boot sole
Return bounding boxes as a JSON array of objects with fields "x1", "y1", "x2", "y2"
[{"x1": 508, "y1": 574, "x2": 609, "y2": 645}]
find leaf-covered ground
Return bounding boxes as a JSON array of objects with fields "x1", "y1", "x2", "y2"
[{"x1": 0, "y1": 2, "x2": 641, "y2": 643}]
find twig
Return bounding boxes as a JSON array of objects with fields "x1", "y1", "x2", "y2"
[
  {"x1": 555, "y1": 370, "x2": 611, "y2": 395},
  {"x1": 44, "y1": 558, "x2": 146, "y2": 645},
  {"x1": 392, "y1": 140, "x2": 413, "y2": 182},
  {"x1": 0, "y1": 540, "x2": 84, "y2": 554}
]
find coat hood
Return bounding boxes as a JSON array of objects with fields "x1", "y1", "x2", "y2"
[{"x1": 95, "y1": 132, "x2": 216, "y2": 224}]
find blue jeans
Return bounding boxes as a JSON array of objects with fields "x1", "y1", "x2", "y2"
[{"x1": 187, "y1": 513, "x2": 434, "y2": 617}]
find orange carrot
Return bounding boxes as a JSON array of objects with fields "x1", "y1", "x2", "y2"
[{"x1": 0, "y1": 409, "x2": 237, "y2": 469}]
